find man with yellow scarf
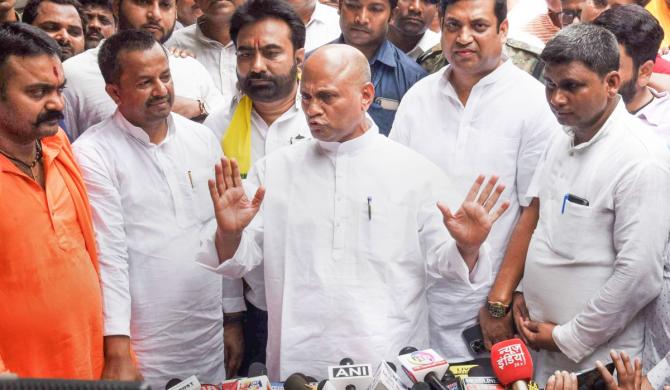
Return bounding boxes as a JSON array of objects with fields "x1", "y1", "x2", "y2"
[{"x1": 202, "y1": 0, "x2": 310, "y2": 377}]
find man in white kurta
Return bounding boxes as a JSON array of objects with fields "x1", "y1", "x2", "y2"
[
  {"x1": 62, "y1": 0, "x2": 224, "y2": 140},
  {"x1": 196, "y1": 44, "x2": 511, "y2": 380},
  {"x1": 72, "y1": 33, "x2": 225, "y2": 387},
  {"x1": 389, "y1": 0, "x2": 558, "y2": 361},
  {"x1": 508, "y1": 24, "x2": 670, "y2": 383}
]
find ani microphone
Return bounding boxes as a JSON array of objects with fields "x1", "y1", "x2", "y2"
[{"x1": 490, "y1": 338, "x2": 533, "y2": 390}]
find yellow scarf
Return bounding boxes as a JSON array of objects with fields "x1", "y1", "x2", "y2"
[{"x1": 222, "y1": 95, "x2": 253, "y2": 177}]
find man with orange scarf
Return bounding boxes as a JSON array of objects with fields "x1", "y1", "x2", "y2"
[{"x1": 0, "y1": 23, "x2": 104, "y2": 379}]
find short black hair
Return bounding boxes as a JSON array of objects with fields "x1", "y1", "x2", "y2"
[
  {"x1": 79, "y1": 0, "x2": 112, "y2": 11},
  {"x1": 0, "y1": 23, "x2": 61, "y2": 98},
  {"x1": 541, "y1": 23, "x2": 619, "y2": 77},
  {"x1": 440, "y1": 0, "x2": 506, "y2": 28},
  {"x1": 593, "y1": 5, "x2": 663, "y2": 71},
  {"x1": 230, "y1": 0, "x2": 306, "y2": 51},
  {"x1": 98, "y1": 29, "x2": 165, "y2": 84},
  {"x1": 22, "y1": 0, "x2": 85, "y2": 26}
]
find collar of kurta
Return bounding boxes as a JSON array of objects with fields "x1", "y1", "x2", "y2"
[
  {"x1": 0, "y1": 129, "x2": 65, "y2": 175},
  {"x1": 564, "y1": 97, "x2": 626, "y2": 153},
  {"x1": 113, "y1": 109, "x2": 177, "y2": 146},
  {"x1": 637, "y1": 87, "x2": 668, "y2": 127},
  {"x1": 439, "y1": 59, "x2": 514, "y2": 100},
  {"x1": 316, "y1": 118, "x2": 379, "y2": 154}
]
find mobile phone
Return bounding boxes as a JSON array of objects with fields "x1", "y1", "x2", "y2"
[
  {"x1": 462, "y1": 324, "x2": 486, "y2": 355},
  {"x1": 576, "y1": 362, "x2": 615, "y2": 390}
]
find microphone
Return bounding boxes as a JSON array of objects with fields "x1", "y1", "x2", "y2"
[
  {"x1": 490, "y1": 338, "x2": 533, "y2": 390},
  {"x1": 237, "y1": 373, "x2": 272, "y2": 390},
  {"x1": 318, "y1": 379, "x2": 336, "y2": 390},
  {"x1": 327, "y1": 358, "x2": 373, "y2": 390},
  {"x1": 249, "y1": 362, "x2": 268, "y2": 377},
  {"x1": 369, "y1": 361, "x2": 404, "y2": 390},
  {"x1": 397, "y1": 347, "x2": 450, "y2": 390},
  {"x1": 411, "y1": 383, "x2": 431, "y2": 390},
  {"x1": 284, "y1": 373, "x2": 311, "y2": 390},
  {"x1": 166, "y1": 375, "x2": 201, "y2": 390},
  {"x1": 166, "y1": 378, "x2": 182, "y2": 390}
]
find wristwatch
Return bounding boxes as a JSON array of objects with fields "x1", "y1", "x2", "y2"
[{"x1": 487, "y1": 300, "x2": 511, "y2": 318}]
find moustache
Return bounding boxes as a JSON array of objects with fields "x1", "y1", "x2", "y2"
[
  {"x1": 35, "y1": 110, "x2": 65, "y2": 126},
  {"x1": 146, "y1": 95, "x2": 171, "y2": 107},
  {"x1": 142, "y1": 23, "x2": 164, "y2": 32}
]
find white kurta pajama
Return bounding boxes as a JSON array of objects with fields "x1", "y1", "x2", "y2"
[
  {"x1": 73, "y1": 111, "x2": 226, "y2": 388},
  {"x1": 197, "y1": 123, "x2": 493, "y2": 380},
  {"x1": 522, "y1": 101, "x2": 670, "y2": 384},
  {"x1": 389, "y1": 61, "x2": 558, "y2": 362}
]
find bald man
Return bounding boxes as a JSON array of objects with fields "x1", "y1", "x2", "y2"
[{"x1": 196, "y1": 44, "x2": 510, "y2": 380}]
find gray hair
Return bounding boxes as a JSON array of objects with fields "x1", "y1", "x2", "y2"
[{"x1": 541, "y1": 23, "x2": 619, "y2": 77}]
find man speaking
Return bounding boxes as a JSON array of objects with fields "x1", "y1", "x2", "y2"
[{"x1": 197, "y1": 43, "x2": 510, "y2": 380}]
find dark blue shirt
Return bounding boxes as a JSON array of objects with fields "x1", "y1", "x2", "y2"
[{"x1": 331, "y1": 37, "x2": 428, "y2": 136}]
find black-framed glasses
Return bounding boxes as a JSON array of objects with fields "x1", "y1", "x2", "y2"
[{"x1": 557, "y1": 8, "x2": 582, "y2": 26}]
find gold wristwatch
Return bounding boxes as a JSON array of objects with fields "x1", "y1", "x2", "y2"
[{"x1": 487, "y1": 300, "x2": 511, "y2": 318}]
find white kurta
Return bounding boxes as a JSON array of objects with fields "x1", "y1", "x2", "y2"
[
  {"x1": 63, "y1": 45, "x2": 225, "y2": 140},
  {"x1": 204, "y1": 94, "x2": 311, "y2": 313},
  {"x1": 304, "y1": 2, "x2": 341, "y2": 52},
  {"x1": 197, "y1": 124, "x2": 492, "y2": 380},
  {"x1": 167, "y1": 24, "x2": 238, "y2": 106},
  {"x1": 73, "y1": 111, "x2": 226, "y2": 388},
  {"x1": 389, "y1": 61, "x2": 557, "y2": 361},
  {"x1": 522, "y1": 101, "x2": 670, "y2": 384}
]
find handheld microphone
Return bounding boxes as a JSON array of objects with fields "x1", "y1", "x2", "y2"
[
  {"x1": 166, "y1": 378, "x2": 183, "y2": 390},
  {"x1": 327, "y1": 358, "x2": 373, "y2": 390},
  {"x1": 166, "y1": 375, "x2": 201, "y2": 390},
  {"x1": 237, "y1": 374, "x2": 272, "y2": 390},
  {"x1": 249, "y1": 363, "x2": 268, "y2": 377},
  {"x1": 490, "y1": 339, "x2": 533, "y2": 390},
  {"x1": 284, "y1": 373, "x2": 311, "y2": 390},
  {"x1": 398, "y1": 347, "x2": 449, "y2": 390},
  {"x1": 369, "y1": 361, "x2": 404, "y2": 390}
]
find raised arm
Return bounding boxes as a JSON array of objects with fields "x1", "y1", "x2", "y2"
[{"x1": 209, "y1": 157, "x2": 265, "y2": 263}]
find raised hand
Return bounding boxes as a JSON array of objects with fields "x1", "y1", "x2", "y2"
[
  {"x1": 437, "y1": 175, "x2": 510, "y2": 262},
  {"x1": 597, "y1": 351, "x2": 643, "y2": 390},
  {"x1": 208, "y1": 157, "x2": 265, "y2": 238}
]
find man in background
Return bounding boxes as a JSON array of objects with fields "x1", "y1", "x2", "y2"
[
  {"x1": 22, "y1": 0, "x2": 85, "y2": 60},
  {"x1": 80, "y1": 0, "x2": 116, "y2": 49},
  {"x1": 387, "y1": 0, "x2": 440, "y2": 59}
]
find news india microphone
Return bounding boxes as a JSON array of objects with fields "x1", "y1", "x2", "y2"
[
  {"x1": 327, "y1": 358, "x2": 374, "y2": 390},
  {"x1": 490, "y1": 339, "x2": 533, "y2": 390}
]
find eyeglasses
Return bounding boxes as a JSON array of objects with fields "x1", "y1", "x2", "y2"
[{"x1": 557, "y1": 8, "x2": 582, "y2": 26}]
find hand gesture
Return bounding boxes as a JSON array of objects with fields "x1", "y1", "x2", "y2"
[
  {"x1": 546, "y1": 371, "x2": 578, "y2": 390},
  {"x1": 597, "y1": 350, "x2": 643, "y2": 390},
  {"x1": 208, "y1": 157, "x2": 265, "y2": 238},
  {"x1": 438, "y1": 175, "x2": 510, "y2": 257}
]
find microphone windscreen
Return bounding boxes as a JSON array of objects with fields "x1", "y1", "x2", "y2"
[
  {"x1": 340, "y1": 358, "x2": 354, "y2": 366},
  {"x1": 249, "y1": 362, "x2": 268, "y2": 377},
  {"x1": 284, "y1": 373, "x2": 309, "y2": 390},
  {"x1": 490, "y1": 339, "x2": 533, "y2": 385},
  {"x1": 399, "y1": 347, "x2": 418, "y2": 356},
  {"x1": 165, "y1": 378, "x2": 182, "y2": 390}
]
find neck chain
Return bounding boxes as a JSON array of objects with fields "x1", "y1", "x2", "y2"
[{"x1": 0, "y1": 140, "x2": 43, "y2": 180}]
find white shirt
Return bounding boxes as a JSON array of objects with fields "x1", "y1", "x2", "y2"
[
  {"x1": 647, "y1": 351, "x2": 670, "y2": 390},
  {"x1": 63, "y1": 44, "x2": 225, "y2": 140},
  {"x1": 389, "y1": 61, "x2": 557, "y2": 362},
  {"x1": 73, "y1": 111, "x2": 226, "y2": 388},
  {"x1": 406, "y1": 29, "x2": 441, "y2": 60},
  {"x1": 197, "y1": 123, "x2": 493, "y2": 380},
  {"x1": 304, "y1": 1, "x2": 341, "y2": 51},
  {"x1": 203, "y1": 93, "x2": 310, "y2": 312},
  {"x1": 637, "y1": 88, "x2": 670, "y2": 143},
  {"x1": 167, "y1": 24, "x2": 238, "y2": 106},
  {"x1": 522, "y1": 101, "x2": 670, "y2": 384}
]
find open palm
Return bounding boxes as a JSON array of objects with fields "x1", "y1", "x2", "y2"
[
  {"x1": 208, "y1": 157, "x2": 265, "y2": 236},
  {"x1": 438, "y1": 175, "x2": 510, "y2": 251}
]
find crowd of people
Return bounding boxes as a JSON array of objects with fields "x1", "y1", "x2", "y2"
[{"x1": 1, "y1": 0, "x2": 670, "y2": 388}]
